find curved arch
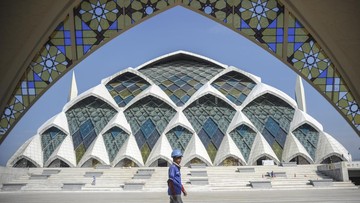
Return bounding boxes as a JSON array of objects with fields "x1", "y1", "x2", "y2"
[
  {"x1": 217, "y1": 154, "x2": 246, "y2": 166},
  {"x1": 0, "y1": 0, "x2": 358, "y2": 145},
  {"x1": 289, "y1": 154, "x2": 312, "y2": 165},
  {"x1": 46, "y1": 157, "x2": 72, "y2": 168},
  {"x1": 11, "y1": 156, "x2": 40, "y2": 168},
  {"x1": 114, "y1": 157, "x2": 140, "y2": 168}
]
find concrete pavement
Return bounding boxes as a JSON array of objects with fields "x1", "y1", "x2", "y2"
[{"x1": 0, "y1": 188, "x2": 359, "y2": 203}]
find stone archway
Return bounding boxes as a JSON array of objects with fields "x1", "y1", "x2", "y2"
[{"x1": 1, "y1": 0, "x2": 358, "y2": 144}]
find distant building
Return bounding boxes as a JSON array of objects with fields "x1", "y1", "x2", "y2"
[{"x1": 7, "y1": 51, "x2": 351, "y2": 168}]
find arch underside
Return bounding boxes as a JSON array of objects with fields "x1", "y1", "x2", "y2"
[{"x1": 0, "y1": 0, "x2": 359, "y2": 145}]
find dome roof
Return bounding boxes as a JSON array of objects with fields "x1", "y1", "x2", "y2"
[{"x1": 7, "y1": 51, "x2": 350, "y2": 167}]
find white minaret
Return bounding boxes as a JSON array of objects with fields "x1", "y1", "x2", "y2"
[
  {"x1": 295, "y1": 75, "x2": 306, "y2": 112},
  {"x1": 68, "y1": 71, "x2": 78, "y2": 102}
]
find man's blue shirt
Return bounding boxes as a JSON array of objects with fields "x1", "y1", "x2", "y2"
[{"x1": 168, "y1": 163, "x2": 182, "y2": 195}]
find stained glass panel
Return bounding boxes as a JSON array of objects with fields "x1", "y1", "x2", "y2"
[
  {"x1": 65, "y1": 96, "x2": 117, "y2": 163},
  {"x1": 124, "y1": 96, "x2": 176, "y2": 162},
  {"x1": 103, "y1": 127, "x2": 129, "y2": 162},
  {"x1": 242, "y1": 93, "x2": 295, "y2": 160},
  {"x1": 183, "y1": 94, "x2": 236, "y2": 161},
  {"x1": 292, "y1": 123, "x2": 319, "y2": 160},
  {"x1": 211, "y1": 71, "x2": 256, "y2": 105},
  {"x1": 229, "y1": 124, "x2": 256, "y2": 161},
  {"x1": 166, "y1": 126, "x2": 192, "y2": 151},
  {"x1": 139, "y1": 59, "x2": 223, "y2": 106},
  {"x1": 106, "y1": 72, "x2": 150, "y2": 107},
  {"x1": 41, "y1": 127, "x2": 67, "y2": 163}
]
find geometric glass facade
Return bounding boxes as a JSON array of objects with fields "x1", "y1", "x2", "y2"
[
  {"x1": 184, "y1": 94, "x2": 236, "y2": 161},
  {"x1": 229, "y1": 124, "x2": 256, "y2": 162},
  {"x1": 139, "y1": 59, "x2": 223, "y2": 106},
  {"x1": 65, "y1": 96, "x2": 117, "y2": 163},
  {"x1": 8, "y1": 52, "x2": 350, "y2": 168},
  {"x1": 292, "y1": 123, "x2": 319, "y2": 160},
  {"x1": 242, "y1": 93, "x2": 295, "y2": 160},
  {"x1": 105, "y1": 72, "x2": 150, "y2": 107},
  {"x1": 211, "y1": 71, "x2": 256, "y2": 106},
  {"x1": 166, "y1": 126, "x2": 193, "y2": 152},
  {"x1": 102, "y1": 127, "x2": 129, "y2": 162},
  {"x1": 41, "y1": 127, "x2": 67, "y2": 163},
  {"x1": 124, "y1": 96, "x2": 176, "y2": 163}
]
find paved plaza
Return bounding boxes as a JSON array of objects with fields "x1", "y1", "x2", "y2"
[{"x1": 1, "y1": 189, "x2": 359, "y2": 203}]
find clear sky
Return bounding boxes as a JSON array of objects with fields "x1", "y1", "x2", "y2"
[{"x1": 0, "y1": 6, "x2": 359, "y2": 166}]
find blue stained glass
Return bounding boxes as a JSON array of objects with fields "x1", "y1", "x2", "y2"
[
  {"x1": 203, "y1": 118, "x2": 218, "y2": 138},
  {"x1": 76, "y1": 31, "x2": 83, "y2": 39},
  {"x1": 318, "y1": 69, "x2": 328, "y2": 78},
  {"x1": 268, "y1": 43, "x2": 276, "y2": 52},
  {"x1": 147, "y1": 130, "x2": 160, "y2": 149},
  {"x1": 288, "y1": 28, "x2": 295, "y2": 35},
  {"x1": 198, "y1": 129, "x2": 211, "y2": 147},
  {"x1": 277, "y1": 35, "x2": 283, "y2": 43},
  {"x1": 240, "y1": 19, "x2": 250, "y2": 29},
  {"x1": 123, "y1": 95, "x2": 134, "y2": 104},
  {"x1": 326, "y1": 78, "x2": 334, "y2": 85},
  {"x1": 64, "y1": 30, "x2": 71, "y2": 38},
  {"x1": 81, "y1": 21, "x2": 91, "y2": 30},
  {"x1": 174, "y1": 127, "x2": 183, "y2": 138},
  {"x1": 268, "y1": 19, "x2": 276, "y2": 28},
  {"x1": 33, "y1": 73, "x2": 43, "y2": 81},
  {"x1": 83, "y1": 129, "x2": 96, "y2": 149},
  {"x1": 294, "y1": 43, "x2": 303, "y2": 52},
  {"x1": 80, "y1": 120, "x2": 93, "y2": 139},
  {"x1": 28, "y1": 82, "x2": 35, "y2": 88},
  {"x1": 57, "y1": 46, "x2": 66, "y2": 55},
  {"x1": 288, "y1": 35, "x2": 295, "y2": 43},
  {"x1": 141, "y1": 119, "x2": 156, "y2": 139},
  {"x1": 135, "y1": 130, "x2": 146, "y2": 148},
  {"x1": 108, "y1": 20, "x2": 118, "y2": 30},
  {"x1": 83, "y1": 45, "x2": 92, "y2": 54},
  {"x1": 295, "y1": 20, "x2": 303, "y2": 28}
]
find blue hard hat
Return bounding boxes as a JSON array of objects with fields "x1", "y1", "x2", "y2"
[{"x1": 171, "y1": 149, "x2": 183, "y2": 158}]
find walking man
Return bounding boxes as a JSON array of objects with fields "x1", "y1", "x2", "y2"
[{"x1": 168, "y1": 149, "x2": 187, "y2": 203}]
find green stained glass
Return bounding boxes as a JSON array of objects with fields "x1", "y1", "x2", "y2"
[
  {"x1": 141, "y1": 143, "x2": 151, "y2": 163},
  {"x1": 292, "y1": 123, "x2": 319, "y2": 160},
  {"x1": 41, "y1": 127, "x2": 67, "y2": 163},
  {"x1": 66, "y1": 96, "x2": 117, "y2": 163},
  {"x1": 211, "y1": 71, "x2": 256, "y2": 106},
  {"x1": 166, "y1": 126, "x2": 192, "y2": 151},
  {"x1": 124, "y1": 96, "x2": 176, "y2": 162},
  {"x1": 242, "y1": 93, "x2": 295, "y2": 160},
  {"x1": 103, "y1": 127, "x2": 129, "y2": 162},
  {"x1": 139, "y1": 58, "x2": 223, "y2": 106},
  {"x1": 229, "y1": 124, "x2": 256, "y2": 161},
  {"x1": 184, "y1": 94, "x2": 236, "y2": 162}
]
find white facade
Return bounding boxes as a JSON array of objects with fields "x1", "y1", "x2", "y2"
[{"x1": 7, "y1": 51, "x2": 351, "y2": 167}]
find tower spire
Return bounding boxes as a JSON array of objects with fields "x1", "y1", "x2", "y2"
[
  {"x1": 68, "y1": 71, "x2": 78, "y2": 102},
  {"x1": 295, "y1": 75, "x2": 306, "y2": 112}
]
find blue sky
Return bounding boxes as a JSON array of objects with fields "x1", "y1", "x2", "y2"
[{"x1": 0, "y1": 6, "x2": 359, "y2": 165}]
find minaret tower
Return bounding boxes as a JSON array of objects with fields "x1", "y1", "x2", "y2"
[
  {"x1": 68, "y1": 71, "x2": 78, "y2": 102},
  {"x1": 295, "y1": 75, "x2": 306, "y2": 112}
]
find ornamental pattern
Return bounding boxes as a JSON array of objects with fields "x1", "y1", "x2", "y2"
[
  {"x1": 105, "y1": 72, "x2": 150, "y2": 107},
  {"x1": 183, "y1": 94, "x2": 236, "y2": 161},
  {"x1": 124, "y1": 96, "x2": 176, "y2": 162},
  {"x1": 211, "y1": 71, "x2": 256, "y2": 106},
  {"x1": 139, "y1": 59, "x2": 222, "y2": 106},
  {"x1": 102, "y1": 127, "x2": 129, "y2": 162},
  {"x1": 166, "y1": 126, "x2": 193, "y2": 152},
  {"x1": 242, "y1": 93, "x2": 295, "y2": 160},
  {"x1": 65, "y1": 96, "x2": 117, "y2": 163},
  {"x1": 229, "y1": 124, "x2": 256, "y2": 162},
  {"x1": 292, "y1": 123, "x2": 319, "y2": 160},
  {"x1": 41, "y1": 127, "x2": 67, "y2": 163}
]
